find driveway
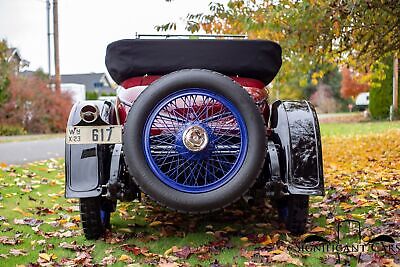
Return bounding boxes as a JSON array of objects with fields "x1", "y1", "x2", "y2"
[{"x1": 0, "y1": 137, "x2": 64, "y2": 165}]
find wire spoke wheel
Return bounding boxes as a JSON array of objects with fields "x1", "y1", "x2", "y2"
[
  {"x1": 144, "y1": 89, "x2": 248, "y2": 193},
  {"x1": 123, "y1": 70, "x2": 266, "y2": 212}
]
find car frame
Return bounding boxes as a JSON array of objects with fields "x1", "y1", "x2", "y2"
[{"x1": 65, "y1": 35, "x2": 324, "y2": 239}]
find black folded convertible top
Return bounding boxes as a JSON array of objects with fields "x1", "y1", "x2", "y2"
[{"x1": 105, "y1": 39, "x2": 282, "y2": 85}]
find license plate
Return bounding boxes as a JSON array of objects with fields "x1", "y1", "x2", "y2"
[{"x1": 66, "y1": 126, "x2": 122, "y2": 144}]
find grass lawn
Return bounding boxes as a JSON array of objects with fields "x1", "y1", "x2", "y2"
[
  {"x1": 0, "y1": 134, "x2": 64, "y2": 143},
  {"x1": 0, "y1": 122, "x2": 399, "y2": 266},
  {"x1": 320, "y1": 120, "x2": 400, "y2": 137}
]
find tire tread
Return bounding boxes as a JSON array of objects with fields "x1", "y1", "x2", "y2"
[{"x1": 80, "y1": 198, "x2": 105, "y2": 240}]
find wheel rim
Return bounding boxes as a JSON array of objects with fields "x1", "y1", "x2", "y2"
[
  {"x1": 100, "y1": 209, "x2": 112, "y2": 230},
  {"x1": 143, "y1": 88, "x2": 248, "y2": 193}
]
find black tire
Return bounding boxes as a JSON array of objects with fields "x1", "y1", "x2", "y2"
[
  {"x1": 277, "y1": 195, "x2": 309, "y2": 235},
  {"x1": 123, "y1": 69, "x2": 266, "y2": 213},
  {"x1": 80, "y1": 197, "x2": 114, "y2": 239}
]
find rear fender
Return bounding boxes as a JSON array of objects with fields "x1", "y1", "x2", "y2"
[
  {"x1": 269, "y1": 100, "x2": 324, "y2": 195},
  {"x1": 65, "y1": 100, "x2": 115, "y2": 198}
]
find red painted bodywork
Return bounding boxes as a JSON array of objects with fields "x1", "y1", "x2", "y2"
[{"x1": 117, "y1": 75, "x2": 269, "y2": 124}]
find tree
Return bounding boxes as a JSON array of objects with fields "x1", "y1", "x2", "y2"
[
  {"x1": 158, "y1": 0, "x2": 399, "y2": 99},
  {"x1": 369, "y1": 57, "x2": 399, "y2": 119},
  {"x1": 310, "y1": 83, "x2": 338, "y2": 113},
  {"x1": 0, "y1": 40, "x2": 11, "y2": 105},
  {"x1": 34, "y1": 68, "x2": 50, "y2": 81},
  {"x1": 340, "y1": 68, "x2": 369, "y2": 99}
]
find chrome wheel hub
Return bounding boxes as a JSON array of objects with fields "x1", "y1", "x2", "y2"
[{"x1": 182, "y1": 125, "x2": 209, "y2": 152}]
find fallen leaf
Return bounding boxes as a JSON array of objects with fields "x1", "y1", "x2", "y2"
[
  {"x1": 272, "y1": 252, "x2": 303, "y2": 266},
  {"x1": 9, "y1": 249, "x2": 27, "y2": 256},
  {"x1": 12, "y1": 207, "x2": 31, "y2": 216},
  {"x1": 118, "y1": 254, "x2": 133, "y2": 263},
  {"x1": 310, "y1": 226, "x2": 326, "y2": 233},
  {"x1": 149, "y1": 220, "x2": 162, "y2": 227},
  {"x1": 101, "y1": 255, "x2": 117, "y2": 265}
]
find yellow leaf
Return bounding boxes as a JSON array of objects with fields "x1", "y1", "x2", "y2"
[
  {"x1": 340, "y1": 202, "x2": 354, "y2": 211},
  {"x1": 58, "y1": 219, "x2": 67, "y2": 225},
  {"x1": 149, "y1": 221, "x2": 162, "y2": 227},
  {"x1": 118, "y1": 254, "x2": 132, "y2": 263},
  {"x1": 39, "y1": 253, "x2": 56, "y2": 262},
  {"x1": 240, "y1": 237, "x2": 248, "y2": 242},
  {"x1": 310, "y1": 226, "x2": 326, "y2": 233},
  {"x1": 260, "y1": 235, "x2": 272, "y2": 245},
  {"x1": 270, "y1": 249, "x2": 283, "y2": 254},
  {"x1": 224, "y1": 226, "x2": 236, "y2": 232},
  {"x1": 164, "y1": 247, "x2": 173, "y2": 256},
  {"x1": 71, "y1": 215, "x2": 81, "y2": 222},
  {"x1": 12, "y1": 207, "x2": 31, "y2": 216},
  {"x1": 311, "y1": 78, "x2": 318, "y2": 85},
  {"x1": 351, "y1": 213, "x2": 364, "y2": 220}
]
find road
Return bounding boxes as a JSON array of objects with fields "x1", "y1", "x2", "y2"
[{"x1": 0, "y1": 138, "x2": 64, "y2": 165}]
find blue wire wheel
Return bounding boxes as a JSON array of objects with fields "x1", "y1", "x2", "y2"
[{"x1": 143, "y1": 88, "x2": 248, "y2": 193}]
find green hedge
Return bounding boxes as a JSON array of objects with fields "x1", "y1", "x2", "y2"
[
  {"x1": 101, "y1": 92, "x2": 116, "y2": 97},
  {"x1": 370, "y1": 57, "x2": 399, "y2": 119},
  {"x1": 85, "y1": 91, "x2": 98, "y2": 100},
  {"x1": 0, "y1": 125, "x2": 27, "y2": 136}
]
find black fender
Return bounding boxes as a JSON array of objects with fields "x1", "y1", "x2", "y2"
[
  {"x1": 65, "y1": 100, "x2": 115, "y2": 198},
  {"x1": 269, "y1": 100, "x2": 324, "y2": 195}
]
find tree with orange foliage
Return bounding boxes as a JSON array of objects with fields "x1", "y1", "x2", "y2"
[{"x1": 340, "y1": 68, "x2": 369, "y2": 99}]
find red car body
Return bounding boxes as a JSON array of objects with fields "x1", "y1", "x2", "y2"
[{"x1": 117, "y1": 75, "x2": 269, "y2": 127}]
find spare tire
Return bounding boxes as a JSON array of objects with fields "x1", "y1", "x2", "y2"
[{"x1": 123, "y1": 69, "x2": 266, "y2": 213}]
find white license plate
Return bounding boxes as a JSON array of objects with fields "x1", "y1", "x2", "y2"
[{"x1": 66, "y1": 126, "x2": 122, "y2": 144}]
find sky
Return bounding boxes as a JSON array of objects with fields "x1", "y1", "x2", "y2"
[{"x1": 0, "y1": 0, "x2": 228, "y2": 75}]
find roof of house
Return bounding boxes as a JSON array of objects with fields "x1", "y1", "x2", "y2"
[
  {"x1": 6, "y1": 48, "x2": 30, "y2": 70},
  {"x1": 6, "y1": 48, "x2": 21, "y2": 62},
  {"x1": 61, "y1": 73, "x2": 112, "y2": 91}
]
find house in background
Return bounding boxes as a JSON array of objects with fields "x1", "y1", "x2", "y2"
[
  {"x1": 20, "y1": 71, "x2": 115, "y2": 101},
  {"x1": 6, "y1": 48, "x2": 30, "y2": 74},
  {"x1": 61, "y1": 73, "x2": 115, "y2": 96}
]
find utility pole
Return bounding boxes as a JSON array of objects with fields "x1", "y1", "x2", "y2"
[
  {"x1": 46, "y1": 0, "x2": 51, "y2": 79},
  {"x1": 53, "y1": 0, "x2": 61, "y2": 92},
  {"x1": 394, "y1": 54, "x2": 399, "y2": 116}
]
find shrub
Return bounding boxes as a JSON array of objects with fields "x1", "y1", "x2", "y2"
[
  {"x1": 86, "y1": 91, "x2": 98, "y2": 100},
  {"x1": 0, "y1": 125, "x2": 27, "y2": 136},
  {"x1": 369, "y1": 58, "x2": 399, "y2": 119},
  {"x1": 0, "y1": 41, "x2": 11, "y2": 105},
  {"x1": 309, "y1": 83, "x2": 339, "y2": 113},
  {"x1": 101, "y1": 91, "x2": 116, "y2": 96},
  {"x1": 0, "y1": 75, "x2": 72, "y2": 133}
]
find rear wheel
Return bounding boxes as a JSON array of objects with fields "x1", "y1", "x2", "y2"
[
  {"x1": 80, "y1": 197, "x2": 115, "y2": 239},
  {"x1": 277, "y1": 195, "x2": 309, "y2": 235}
]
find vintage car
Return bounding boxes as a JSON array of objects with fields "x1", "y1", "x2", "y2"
[{"x1": 65, "y1": 36, "x2": 324, "y2": 239}]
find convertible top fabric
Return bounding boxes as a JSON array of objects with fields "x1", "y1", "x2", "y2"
[{"x1": 105, "y1": 39, "x2": 282, "y2": 85}]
